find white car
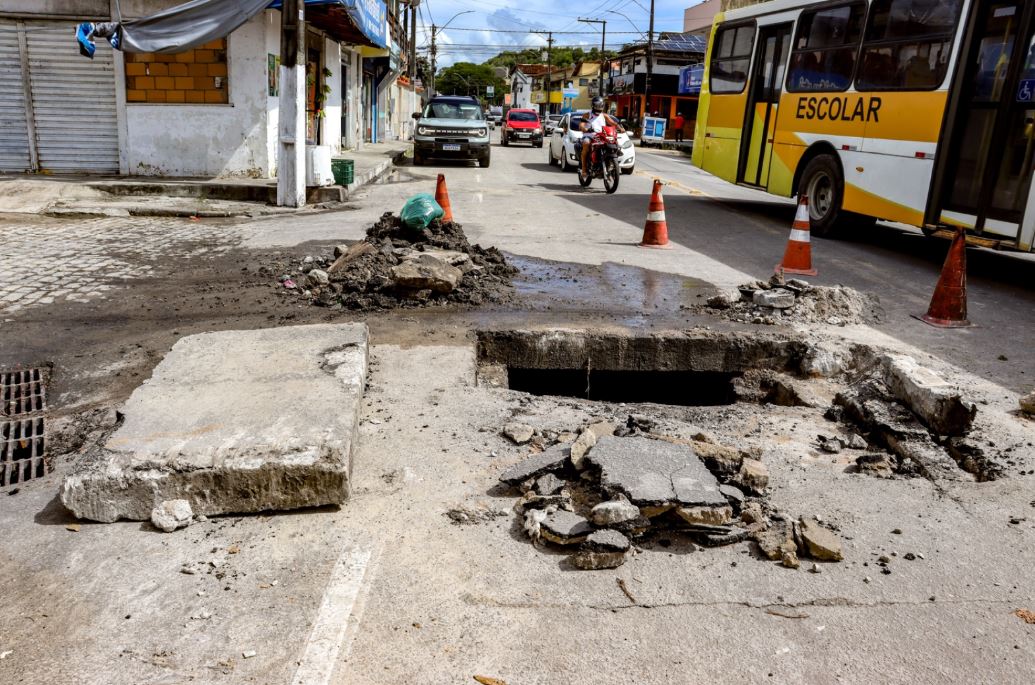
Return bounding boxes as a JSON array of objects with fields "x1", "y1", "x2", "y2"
[{"x1": 547, "y1": 110, "x2": 635, "y2": 175}]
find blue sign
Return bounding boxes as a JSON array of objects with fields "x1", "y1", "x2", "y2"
[
  {"x1": 679, "y1": 64, "x2": 704, "y2": 95},
  {"x1": 268, "y1": 1, "x2": 386, "y2": 49},
  {"x1": 642, "y1": 116, "x2": 666, "y2": 142},
  {"x1": 347, "y1": 0, "x2": 387, "y2": 48},
  {"x1": 1018, "y1": 79, "x2": 1035, "y2": 102}
]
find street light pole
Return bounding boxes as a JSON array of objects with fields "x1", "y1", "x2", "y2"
[
  {"x1": 645, "y1": 0, "x2": 655, "y2": 115},
  {"x1": 577, "y1": 18, "x2": 607, "y2": 98},
  {"x1": 430, "y1": 10, "x2": 473, "y2": 98}
]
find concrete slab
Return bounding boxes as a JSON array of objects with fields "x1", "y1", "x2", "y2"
[
  {"x1": 587, "y1": 435, "x2": 727, "y2": 508},
  {"x1": 60, "y1": 323, "x2": 368, "y2": 522}
]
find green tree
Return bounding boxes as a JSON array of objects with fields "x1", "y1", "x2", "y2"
[{"x1": 435, "y1": 62, "x2": 509, "y2": 104}]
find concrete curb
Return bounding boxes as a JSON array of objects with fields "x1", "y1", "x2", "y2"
[{"x1": 343, "y1": 146, "x2": 410, "y2": 199}]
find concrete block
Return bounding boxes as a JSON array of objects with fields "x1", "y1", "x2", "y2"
[
  {"x1": 61, "y1": 324, "x2": 368, "y2": 522},
  {"x1": 753, "y1": 289, "x2": 796, "y2": 309},
  {"x1": 882, "y1": 354, "x2": 975, "y2": 436}
]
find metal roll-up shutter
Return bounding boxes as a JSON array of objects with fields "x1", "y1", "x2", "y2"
[
  {"x1": 0, "y1": 21, "x2": 31, "y2": 172},
  {"x1": 26, "y1": 21, "x2": 119, "y2": 174}
]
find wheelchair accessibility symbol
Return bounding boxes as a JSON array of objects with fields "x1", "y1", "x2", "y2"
[{"x1": 1018, "y1": 79, "x2": 1035, "y2": 102}]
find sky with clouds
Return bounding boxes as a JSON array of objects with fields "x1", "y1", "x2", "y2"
[{"x1": 413, "y1": 0, "x2": 695, "y2": 67}]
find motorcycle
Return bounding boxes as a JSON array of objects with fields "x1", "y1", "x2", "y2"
[{"x1": 577, "y1": 125, "x2": 622, "y2": 194}]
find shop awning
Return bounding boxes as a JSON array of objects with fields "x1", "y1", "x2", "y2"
[{"x1": 268, "y1": 0, "x2": 387, "y2": 49}]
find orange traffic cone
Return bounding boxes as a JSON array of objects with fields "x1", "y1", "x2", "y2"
[
  {"x1": 913, "y1": 225, "x2": 970, "y2": 328},
  {"x1": 775, "y1": 195, "x2": 818, "y2": 276},
  {"x1": 639, "y1": 179, "x2": 672, "y2": 249},
  {"x1": 435, "y1": 174, "x2": 453, "y2": 223}
]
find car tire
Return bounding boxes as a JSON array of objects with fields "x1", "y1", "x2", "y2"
[
  {"x1": 413, "y1": 151, "x2": 424, "y2": 166},
  {"x1": 479, "y1": 153, "x2": 491, "y2": 168},
  {"x1": 560, "y1": 153, "x2": 570, "y2": 172},
  {"x1": 798, "y1": 153, "x2": 847, "y2": 238},
  {"x1": 621, "y1": 165, "x2": 634, "y2": 175},
  {"x1": 534, "y1": 142, "x2": 543, "y2": 148},
  {"x1": 548, "y1": 147, "x2": 558, "y2": 166}
]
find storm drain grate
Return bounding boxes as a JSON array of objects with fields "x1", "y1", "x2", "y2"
[
  {"x1": 2, "y1": 367, "x2": 47, "y2": 417},
  {"x1": 0, "y1": 366, "x2": 49, "y2": 487},
  {"x1": 1, "y1": 416, "x2": 47, "y2": 487}
]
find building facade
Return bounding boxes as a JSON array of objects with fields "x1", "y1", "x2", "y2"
[
  {"x1": 0, "y1": 0, "x2": 411, "y2": 177},
  {"x1": 607, "y1": 32, "x2": 706, "y2": 137}
]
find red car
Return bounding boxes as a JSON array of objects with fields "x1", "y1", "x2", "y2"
[{"x1": 501, "y1": 109, "x2": 544, "y2": 148}]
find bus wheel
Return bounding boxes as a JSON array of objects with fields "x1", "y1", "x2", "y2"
[{"x1": 799, "y1": 154, "x2": 845, "y2": 237}]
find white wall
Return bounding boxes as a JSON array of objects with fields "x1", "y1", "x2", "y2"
[
  {"x1": 123, "y1": 11, "x2": 271, "y2": 177},
  {"x1": 323, "y1": 37, "x2": 343, "y2": 153}
]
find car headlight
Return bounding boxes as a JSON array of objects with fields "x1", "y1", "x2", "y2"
[
  {"x1": 418, "y1": 126, "x2": 431, "y2": 136},
  {"x1": 533, "y1": 128, "x2": 542, "y2": 134},
  {"x1": 476, "y1": 128, "x2": 487, "y2": 137},
  {"x1": 621, "y1": 140, "x2": 633, "y2": 149}
]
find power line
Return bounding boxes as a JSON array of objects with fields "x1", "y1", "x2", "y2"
[{"x1": 426, "y1": 26, "x2": 642, "y2": 35}]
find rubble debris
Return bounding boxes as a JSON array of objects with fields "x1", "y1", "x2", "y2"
[
  {"x1": 881, "y1": 354, "x2": 975, "y2": 436},
  {"x1": 781, "y1": 549, "x2": 801, "y2": 569},
  {"x1": 534, "y1": 473, "x2": 565, "y2": 496},
  {"x1": 540, "y1": 510, "x2": 593, "y2": 545},
  {"x1": 736, "y1": 458, "x2": 769, "y2": 494},
  {"x1": 151, "y1": 499, "x2": 193, "y2": 533},
  {"x1": 1013, "y1": 608, "x2": 1035, "y2": 625},
  {"x1": 719, "y1": 484, "x2": 745, "y2": 505},
  {"x1": 590, "y1": 496, "x2": 641, "y2": 526},
  {"x1": 753, "y1": 517, "x2": 797, "y2": 561},
  {"x1": 571, "y1": 529, "x2": 630, "y2": 570},
  {"x1": 617, "y1": 578, "x2": 638, "y2": 603},
  {"x1": 818, "y1": 435, "x2": 843, "y2": 453},
  {"x1": 587, "y1": 436, "x2": 728, "y2": 510},
  {"x1": 446, "y1": 506, "x2": 507, "y2": 526},
  {"x1": 835, "y1": 378, "x2": 992, "y2": 482},
  {"x1": 502, "y1": 422, "x2": 534, "y2": 445},
  {"x1": 275, "y1": 213, "x2": 516, "y2": 310},
  {"x1": 473, "y1": 676, "x2": 508, "y2": 685},
  {"x1": 568, "y1": 428, "x2": 598, "y2": 469},
  {"x1": 801, "y1": 341, "x2": 852, "y2": 378},
  {"x1": 523, "y1": 505, "x2": 556, "y2": 544},
  {"x1": 1020, "y1": 391, "x2": 1035, "y2": 416},
  {"x1": 798, "y1": 518, "x2": 844, "y2": 561},
  {"x1": 855, "y1": 453, "x2": 895, "y2": 475},
  {"x1": 699, "y1": 281, "x2": 883, "y2": 326},
  {"x1": 498, "y1": 444, "x2": 569, "y2": 485},
  {"x1": 677, "y1": 505, "x2": 734, "y2": 526}
]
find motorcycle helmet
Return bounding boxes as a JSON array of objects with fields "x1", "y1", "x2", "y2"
[{"x1": 591, "y1": 96, "x2": 605, "y2": 113}]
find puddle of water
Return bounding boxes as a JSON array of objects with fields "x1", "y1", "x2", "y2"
[{"x1": 509, "y1": 254, "x2": 711, "y2": 314}]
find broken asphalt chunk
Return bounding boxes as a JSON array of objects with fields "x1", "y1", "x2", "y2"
[
  {"x1": 881, "y1": 354, "x2": 976, "y2": 436},
  {"x1": 540, "y1": 510, "x2": 593, "y2": 545},
  {"x1": 798, "y1": 518, "x2": 844, "y2": 561},
  {"x1": 499, "y1": 444, "x2": 570, "y2": 486},
  {"x1": 587, "y1": 436, "x2": 726, "y2": 509},
  {"x1": 571, "y1": 529, "x2": 630, "y2": 570}
]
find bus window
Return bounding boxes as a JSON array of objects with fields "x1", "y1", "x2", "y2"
[
  {"x1": 710, "y1": 24, "x2": 756, "y2": 94},
  {"x1": 856, "y1": 0, "x2": 964, "y2": 90},
  {"x1": 787, "y1": 2, "x2": 866, "y2": 92}
]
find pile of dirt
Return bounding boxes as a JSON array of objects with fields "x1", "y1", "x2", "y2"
[
  {"x1": 696, "y1": 277, "x2": 884, "y2": 326},
  {"x1": 273, "y1": 212, "x2": 517, "y2": 310}
]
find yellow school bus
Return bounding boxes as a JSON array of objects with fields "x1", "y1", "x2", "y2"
[{"x1": 693, "y1": 0, "x2": 1035, "y2": 251}]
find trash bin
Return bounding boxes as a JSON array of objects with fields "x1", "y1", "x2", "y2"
[
  {"x1": 305, "y1": 145, "x2": 334, "y2": 187},
  {"x1": 331, "y1": 158, "x2": 354, "y2": 186}
]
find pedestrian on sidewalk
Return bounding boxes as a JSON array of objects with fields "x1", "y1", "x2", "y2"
[{"x1": 673, "y1": 112, "x2": 686, "y2": 142}]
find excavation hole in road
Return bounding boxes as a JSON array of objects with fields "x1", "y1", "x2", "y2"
[
  {"x1": 477, "y1": 328, "x2": 809, "y2": 407},
  {"x1": 506, "y1": 367, "x2": 739, "y2": 406}
]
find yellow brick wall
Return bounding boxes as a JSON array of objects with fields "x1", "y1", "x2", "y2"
[{"x1": 125, "y1": 39, "x2": 229, "y2": 104}]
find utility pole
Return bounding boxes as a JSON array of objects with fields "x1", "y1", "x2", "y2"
[
  {"x1": 409, "y1": 0, "x2": 418, "y2": 129},
  {"x1": 430, "y1": 23, "x2": 437, "y2": 97},
  {"x1": 277, "y1": 0, "x2": 305, "y2": 207},
  {"x1": 644, "y1": 0, "x2": 655, "y2": 116},
  {"x1": 531, "y1": 31, "x2": 554, "y2": 115},
  {"x1": 577, "y1": 18, "x2": 607, "y2": 98}
]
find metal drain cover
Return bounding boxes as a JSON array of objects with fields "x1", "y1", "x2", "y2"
[{"x1": 0, "y1": 367, "x2": 49, "y2": 487}]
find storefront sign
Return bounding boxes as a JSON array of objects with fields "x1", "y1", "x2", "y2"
[
  {"x1": 679, "y1": 65, "x2": 703, "y2": 95},
  {"x1": 348, "y1": 0, "x2": 387, "y2": 49},
  {"x1": 610, "y1": 73, "x2": 637, "y2": 95}
]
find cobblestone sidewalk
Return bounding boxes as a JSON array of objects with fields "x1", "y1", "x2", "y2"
[{"x1": 0, "y1": 215, "x2": 245, "y2": 314}]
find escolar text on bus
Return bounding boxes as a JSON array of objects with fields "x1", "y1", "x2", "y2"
[{"x1": 793, "y1": 96, "x2": 882, "y2": 123}]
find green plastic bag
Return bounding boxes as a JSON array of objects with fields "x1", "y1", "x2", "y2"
[{"x1": 400, "y1": 193, "x2": 444, "y2": 231}]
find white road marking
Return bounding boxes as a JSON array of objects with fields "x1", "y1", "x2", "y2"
[{"x1": 290, "y1": 542, "x2": 382, "y2": 685}]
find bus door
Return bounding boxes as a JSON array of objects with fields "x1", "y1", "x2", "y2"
[
  {"x1": 738, "y1": 23, "x2": 793, "y2": 187},
  {"x1": 934, "y1": 0, "x2": 1035, "y2": 245}
]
